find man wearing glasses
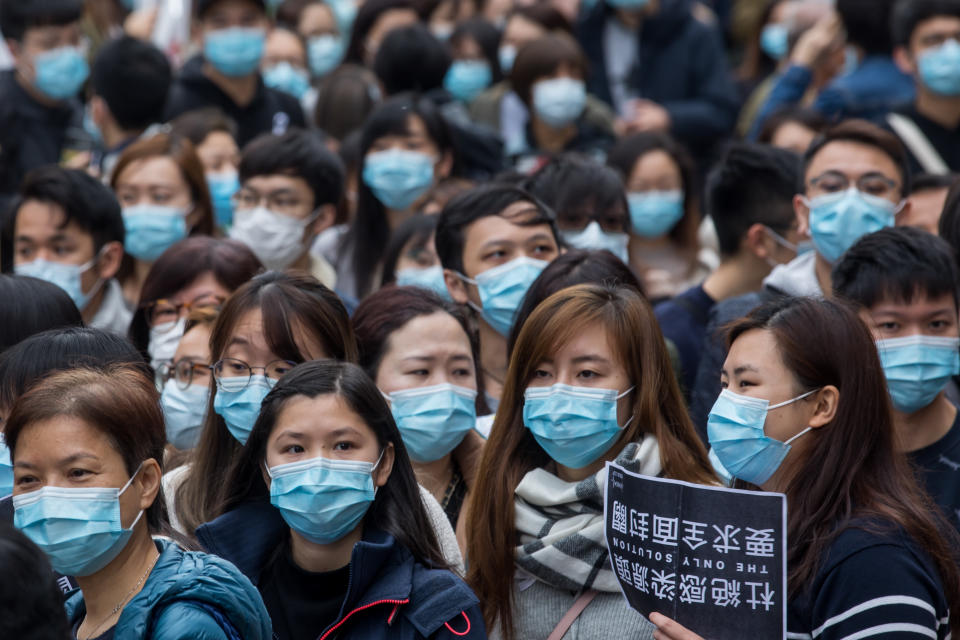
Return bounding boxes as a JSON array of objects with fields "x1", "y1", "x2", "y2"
[{"x1": 688, "y1": 119, "x2": 911, "y2": 438}]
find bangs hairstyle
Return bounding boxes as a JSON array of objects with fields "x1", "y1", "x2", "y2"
[
  {"x1": 110, "y1": 133, "x2": 215, "y2": 236},
  {"x1": 509, "y1": 33, "x2": 586, "y2": 105},
  {"x1": 218, "y1": 360, "x2": 447, "y2": 567},
  {"x1": 0, "y1": 0, "x2": 83, "y2": 42},
  {"x1": 466, "y1": 283, "x2": 714, "y2": 637},
  {"x1": 4, "y1": 365, "x2": 169, "y2": 532},
  {"x1": 724, "y1": 297, "x2": 960, "y2": 630},
  {"x1": 832, "y1": 226, "x2": 960, "y2": 311},
  {"x1": 174, "y1": 271, "x2": 358, "y2": 536}
]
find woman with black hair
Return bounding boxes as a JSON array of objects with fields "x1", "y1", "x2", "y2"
[{"x1": 196, "y1": 360, "x2": 486, "y2": 640}]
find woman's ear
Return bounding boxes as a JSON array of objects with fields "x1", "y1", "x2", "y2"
[
  {"x1": 374, "y1": 442, "x2": 395, "y2": 488},
  {"x1": 137, "y1": 458, "x2": 163, "y2": 512},
  {"x1": 435, "y1": 151, "x2": 454, "y2": 180},
  {"x1": 808, "y1": 385, "x2": 839, "y2": 429}
]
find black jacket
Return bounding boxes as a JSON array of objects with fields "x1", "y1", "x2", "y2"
[
  {"x1": 164, "y1": 56, "x2": 306, "y2": 146},
  {"x1": 576, "y1": 0, "x2": 739, "y2": 149}
]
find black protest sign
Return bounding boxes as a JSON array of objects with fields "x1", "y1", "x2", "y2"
[{"x1": 604, "y1": 462, "x2": 787, "y2": 640}]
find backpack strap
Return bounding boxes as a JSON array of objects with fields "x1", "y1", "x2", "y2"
[
  {"x1": 547, "y1": 589, "x2": 599, "y2": 640},
  {"x1": 886, "y1": 113, "x2": 950, "y2": 175}
]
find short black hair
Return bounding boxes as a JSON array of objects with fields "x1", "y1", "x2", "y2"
[
  {"x1": 0, "y1": 0, "x2": 82, "y2": 42},
  {"x1": 892, "y1": 0, "x2": 960, "y2": 47},
  {"x1": 195, "y1": 0, "x2": 266, "y2": 18},
  {"x1": 0, "y1": 275, "x2": 83, "y2": 354},
  {"x1": 3, "y1": 166, "x2": 124, "y2": 253},
  {"x1": 239, "y1": 128, "x2": 345, "y2": 208},
  {"x1": 373, "y1": 24, "x2": 451, "y2": 95},
  {"x1": 169, "y1": 107, "x2": 238, "y2": 146},
  {"x1": 524, "y1": 154, "x2": 628, "y2": 233},
  {"x1": 832, "y1": 226, "x2": 959, "y2": 311},
  {"x1": 837, "y1": 0, "x2": 897, "y2": 55},
  {"x1": 707, "y1": 143, "x2": 801, "y2": 257},
  {"x1": 912, "y1": 172, "x2": 959, "y2": 193},
  {"x1": 802, "y1": 119, "x2": 911, "y2": 196},
  {"x1": 0, "y1": 522, "x2": 70, "y2": 640},
  {"x1": 435, "y1": 183, "x2": 559, "y2": 274},
  {"x1": 91, "y1": 36, "x2": 172, "y2": 131}
]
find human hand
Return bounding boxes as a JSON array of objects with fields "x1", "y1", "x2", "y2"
[
  {"x1": 790, "y1": 13, "x2": 844, "y2": 69},
  {"x1": 650, "y1": 612, "x2": 706, "y2": 640},
  {"x1": 618, "y1": 100, "x2": 672, "y2": 134}
]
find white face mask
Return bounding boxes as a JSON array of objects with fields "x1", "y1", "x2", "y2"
[
  {"x1": 228, "y1": 206, "x2": 313, "y2": 270},
  {"x1": 148, "y1": 316, "x2": 187, "y2": 370}
]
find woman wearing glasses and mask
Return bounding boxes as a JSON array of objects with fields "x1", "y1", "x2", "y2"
[
  {"x1": 197, "y1": 360, "x2": 486, "y2": 640},
  {"x1": 166, "y1": 271, "x2": 357, "y2": 539}
]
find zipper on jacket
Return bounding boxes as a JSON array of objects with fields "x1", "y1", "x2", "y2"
[{"x1": 318, "y1": 597, "x2": 411, "y2": 640}]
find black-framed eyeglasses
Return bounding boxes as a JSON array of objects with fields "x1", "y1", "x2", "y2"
[
  {"x1": 141, "y1": 294, "x2": 224, "y2": 329},
  {"x1": 156, "y1": 359, "x2": 212, "y2": 390},
  {"x1": 808, "y1": 171, "x2": 900, "y2": 200},
  {"x1": 212, "y1": 358, "x2": 299, "y2": 391}
]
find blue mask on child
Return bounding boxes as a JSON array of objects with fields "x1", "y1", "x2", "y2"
[
  {"x1": 707, "y1": 388, "x2": 816, "y2": 486},
  {"x1": 207, "y1": 171, "x2": 240, "y2": 228},
  {"x1": 460, "y1": 257, "x2": 548, "y2": 336},
  {"x1": 877, "y1": 335, "x2": 960, "y2": 414},
  {"x1": 760, "y1": 23, "x2": 789, "y2": 60},
  {"x1": 561, "y1": 221, "x2": 629, "y2": 263},
  {"x1": 204, "y1": 27, "x2": 266, "y2": 77},
  {"x1": 263, "y1": 62, "x2": 311, "y2": 99},
  {"x1": 387, "y1": 384, "x2": 477, "y2": 462},
  {"x1": 804, "y1": 188, "x2": 898, "y2": 263},
  {"x1": 308, "y1": 35, "x2": 345, "y2": 77},
  {"x1": 161, "y1": 380, "x2": 209, "y2": 450},
  {"x1": 396, "y1": 264, "x2": 451, "y2": 300},
  {"x1": 919, "y1": 39, "x2": 960, "y2": 97},
  {"x1": 33, "y1": 46, "x2": 89, "y2": 100},
  {"x1": 444, "y1": 60, "x2": 492, "y2": 103},
  {"x1": 362, "y1": 148, "x2": 435, "y2": 210},
  {"x1": 532, "y1": 77, "x2": 586, "y2": 127},
  {"x1": 268, "y1": 453, "x2": 381, "y2": 544},
  {"x1": 123, "y1": 204, "x2": 189, "y2": 262},
  {"x1": 628, "y1": 190, "x2": 685, "y2": 238},
  {"x1": 15, "y1": 257, "x2": 102, "y2": 311},
  {"x1": 524, "y1": 383, "x2": 634, "y2": 469},
  {"x1": 13, "y1": 465, "x2": 145, "y2": 576},
  {"x1": 214, "y1": 375, "x2": 275, "y2": 444}
]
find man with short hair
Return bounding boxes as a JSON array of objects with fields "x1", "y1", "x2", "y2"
[
  {"x1": 0, "y1": 0, "x2": 88, "y2": 202},
  {"x1": 437, "y1": 184, "x2": 561, "y2": 408},
  {"x1": 689, "y1": 120, "x2": 912, "y2": 436},
  {"x1": 654, "y1": 143, "x2": 802, "y2": 397},
  {"x1": 3, "y1": 166, "x2": 129, "y2": 335},
  {"x1": 88, "y1": 36, "x2": 172, "y2": 179},
  {"x1": 164, "y1": 0, "x2": 305, "y2": 146},
  {"x1": 834, "y1": 226, "x2": 960, "y2": 533},
  {"x1": 887, "y1": 0, "x2": 960, "y2": 174}
]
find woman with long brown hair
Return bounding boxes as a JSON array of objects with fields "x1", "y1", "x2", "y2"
[
  {"x1": 466, "y1": 282, "x2": 715, "y2": 640},
  {"x1": 653, "y1": 297, "x2": 960, "y2": 640}
]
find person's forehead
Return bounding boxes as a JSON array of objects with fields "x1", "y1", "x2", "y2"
[
  {"x1": 464, "y1": 207, "x2": 550, "y2": 246},
  {"x1": 16, "y1": 201, "x2": 89, "y2": 239},
  {"x1": 913, "y1": 15, "x2": 960, "y2": 40},
  {"x1": 22, "y1": 21, "x2": 80, "y2": 43},
  {"x1": 805, "y1": 140, "x2": 900, "y2": 181},
  {"x1": 266, "y1": 29, "x2": 306, "y2": 56},
  {"x1": 869, "y1": 292, "x2": 958, "y2": 315},
  {"x1": 244, "y1": 173, "x2": 311, "y2": 193}
]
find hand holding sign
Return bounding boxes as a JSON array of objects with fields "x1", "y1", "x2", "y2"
[{"x1": 604, "y1": 462, "x2": 787, "y2": 640}]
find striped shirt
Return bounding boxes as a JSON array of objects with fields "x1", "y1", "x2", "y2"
[{"x1": 787, "y1": 523, "x2": 950, "y2": 640}]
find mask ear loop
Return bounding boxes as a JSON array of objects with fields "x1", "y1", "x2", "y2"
[
  {"x1": 617, "y1": 386, "x2": 636, "y2": 429},
  {"x1": 79, "y1": 245, "x2": 110, "y2": 307},
  {"x1": 118, "y1": 461, "x2": 147, "y2": 530},
  {"x1": 371, "y1": 448, "x2": 386, "y2": 496}
]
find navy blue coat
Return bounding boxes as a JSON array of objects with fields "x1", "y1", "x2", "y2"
[
  {"x1": 576, "y1": 0, "x2": 739, "y2": 148},
  {"x1": 196, "y1": 501, "x2": 486, "y2": 640}
]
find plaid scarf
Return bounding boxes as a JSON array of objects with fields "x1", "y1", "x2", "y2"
[{"x1": 513, "y1": 437, "x2": 662, "y2": 593}]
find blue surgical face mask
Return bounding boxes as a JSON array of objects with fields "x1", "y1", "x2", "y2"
[
  {"x1": 328, "y1": 0, "x2": 358, "y2": 32},
  {"x1": 524, "y1": 383, "x2": 635, "y2": 469},
  {"x1": 362, "y1": 148, "x2": 436, "y2": 210},
  {"x1": 561, "y1": 221, "x2": 629, "y2": 263},
  {"x1": 204, "y1": 27, "x2": 266, "y2": 77},
  {"x1": 386, "y1": 384, "x2": 477, "y2": 462},
  {"x1": 13, "y1": 465, "x2": 145, "y2": 576},
  {"x1": 308, "y1": 34, "x2": 345, "y2": 77},
  {"x1": 628, "y1": 190, "x2": 685, "y2": 238},
  {"x1": 803, "y1": 188, "x2": 898, "y2": 263},
  {"x1": 207, "y1": 170, "x2": 240, "y2": 228},
  {"x1": 214, "y1": 375, "x2": 276, "y2": 444},
  {"x1": 918, "y1": 39, "x2": 960, "y2": 96},
  {"x1": 532, "y1": 77, "x2": 586, "y2": 128},
  {"x1": 161, "y1": 380, "x2": 210, "y2": 450},
  {"x1": 0, "y1": 436, "x2": 12, "y2": 497},
  {"x1": 32, "y1": 46, "x2": 89, "y2": 100},
  {"x1": 263, "y1": 62, "x2": 311, "y2": 99},
  {"x1": 760, "y1": 23, "x2": 789, "y2": 61},
  {"x1": 123, "y1": 204, "x2": 189, "y2": 262},
  {"x1": 877, "y1": 335, "x2": 960, "y2": 414},
  {"x1": 396, "y1": 264, "x2": 451, "y2": 300},
  {"x1": 459, "y1": 257, "x2": 548, "y2": 336},
  {"x1": 15, "y1": 256, "x2": 103, "y2": 311},
  {"x1": 498, "y1": 45, "x2": 517, "y2": 74},
  {"x1": 268, "y1": 453, "x2": 382, "y2": 544},
  {"x1": 444, "y1": 60, "x2": 493, "y2": 103},
  {"x1": 707, "y1": 388, "x2": 816, "y2": 486}
]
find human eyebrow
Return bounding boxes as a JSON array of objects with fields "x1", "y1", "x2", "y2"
[
  {"x1": 570, "y1": 355, "x2": 611, "y2": 365},
  {"x1": 733, "y1": 365, "x2": 760, "y2": 376},
  {"x1": 400, "y1": 355, "x2": 435, "y2": 363}
]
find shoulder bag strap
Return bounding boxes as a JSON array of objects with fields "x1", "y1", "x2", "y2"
[
  {"x1": 547, "y1": 589, "x2": 599, "y2": 640},
  {"x1": 886, "y1": 113, "x2": 950, "y2": 175}
]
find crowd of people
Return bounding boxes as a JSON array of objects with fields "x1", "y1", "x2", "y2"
[{"x1": 2, "y1": 0, "x2": 960, "y2": 638}]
